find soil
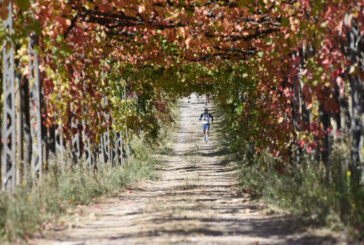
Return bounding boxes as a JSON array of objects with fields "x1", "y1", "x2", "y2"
[{"x1": 32, "y1": 94, "x2": 346, "y2": 245}]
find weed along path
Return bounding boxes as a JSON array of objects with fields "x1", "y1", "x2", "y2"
[{"x1": 35, "y1": 95, "x2": 341, "y2": 245}]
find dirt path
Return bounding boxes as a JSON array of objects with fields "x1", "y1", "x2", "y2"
[{"x1": 35, "y1": 95, "x2": 342, "y2": 245}]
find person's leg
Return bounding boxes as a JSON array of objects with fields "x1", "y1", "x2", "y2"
[
  {"x1": 202, "y1": 124, "x2": 208, "y2": 141},
  {"x1": 206, "y1": 124, "x2": 210, "y2": 140}
]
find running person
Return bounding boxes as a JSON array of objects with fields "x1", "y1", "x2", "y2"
[{"x1": 199, "y1": 108, "x2": 214, "y2": 142}]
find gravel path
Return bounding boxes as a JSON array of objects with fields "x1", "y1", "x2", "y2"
[{"x1": 34, "y1": 94, "x2": 342, "y2": 245}]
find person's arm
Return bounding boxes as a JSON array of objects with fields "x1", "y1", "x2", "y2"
[
  {"x1": 209, "y1": 114, "x2": 214, "y2": 123},
  {"x1": 199, "y1": 114, "x2": 203, "y2": 120}
]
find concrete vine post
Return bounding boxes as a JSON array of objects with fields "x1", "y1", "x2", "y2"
[
  {"x1": 71, "y1": 116, "x2": 81, "y2": 165},
  {"x1": 345, "y1": 15, "x2": 364, "y2": 187},
  {"x1": 29, "y1": 32, "x2": 43, "y2": 178},
  {"x1": 1, "y1": 2, "x2": 16, "y2": 192},
  {"x1": 82, "y1": 120, "x2": 93, "y2": 167}
]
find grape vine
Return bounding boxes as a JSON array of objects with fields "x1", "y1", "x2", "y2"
[{"x1": 0, "y1": 0, "x2": 363, "y2": 228}]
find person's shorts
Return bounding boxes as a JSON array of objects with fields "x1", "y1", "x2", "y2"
[{"x1": 202, "y1": 124, "x2": 210, "y2": 131}]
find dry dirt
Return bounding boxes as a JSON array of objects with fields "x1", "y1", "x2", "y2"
[{"x1": 33, "y1": 94, "x2": 345, "y2": 245}]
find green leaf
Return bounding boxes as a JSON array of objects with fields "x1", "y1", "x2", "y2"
[
  {"x1": 237, "y1": 0, "x2": 254, "y2": 7},
  {"x1": 186, "y1": 9, "x2": 194, "y2": 17},
  {"x1": 29, "y1": 20, "x2": 42, "y2": 35},
  {"x1": 281, "y1": 17, "x2": 290, "y2": 27},
  {"x1": 16, "y1": 0, "x2": 31, "y2": 10}
]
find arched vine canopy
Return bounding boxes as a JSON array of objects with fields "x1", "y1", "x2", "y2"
[{"x1": 1, "y1": 0, "x2": 363, "y2": 161}]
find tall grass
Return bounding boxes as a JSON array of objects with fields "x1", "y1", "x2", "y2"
[
  {"x1": 237, "y1": 141, "x2": 364, "y2": 241},
  {"x1": 0, "y1": 154, "x2": 155, "y2": 242},
  {"x1": 0, "y1": 123, "x2": 181, "y2": 243},
  {"x1": 212, "y1": 97, "x2": 364, "y2": 241},
  {"x1": 0, "y1": 101, "x2": 179, "y2": 243}
]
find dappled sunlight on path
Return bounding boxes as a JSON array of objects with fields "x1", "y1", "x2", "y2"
[{"x1": 34, "y1": 94, "x2": 341, "y2": 245}]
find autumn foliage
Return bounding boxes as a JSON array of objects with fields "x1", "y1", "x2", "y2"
[
  {"x1": 0, "y1": 0, "x2": 363, "y2": 239},
  {"x1": 1, "y1": 0, "x2": 363, "y2": 180}
]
